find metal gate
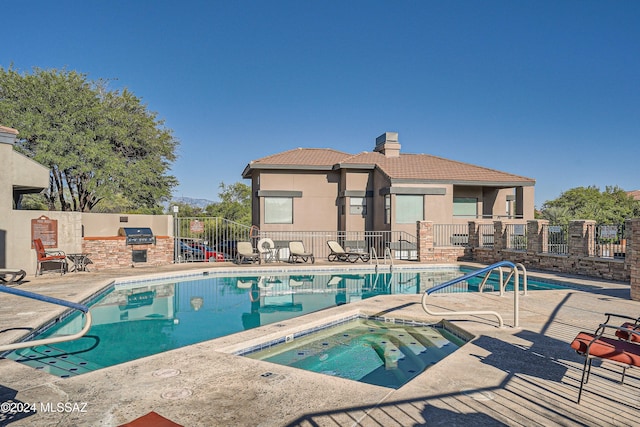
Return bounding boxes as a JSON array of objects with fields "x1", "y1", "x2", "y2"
[{"x1": 173, "y1": 216, "x2": 254, "y2": 263}]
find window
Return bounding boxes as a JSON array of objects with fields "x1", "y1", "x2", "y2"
[
  {"x1": 384, "y1": 195, "x2": 391, "y2": 224},
  {"x1": 350, "y1": 197, "x2": 366, "y2": 215},
  {"x1": 264, "y1": 197, "x2": 293, "y2": 224},
  {"x1": 396, "y1": 195, "x2": 423, "y2": 223},
  {"x1": 453, "y1": 197, "x2": 477, "y2": 218}
]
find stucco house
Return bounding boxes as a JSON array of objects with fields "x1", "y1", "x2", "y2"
[
  {"x1": 0, "y1": 126, "x2": 50, "y2": 271},
  {"x1": 242, "y1": 132, "x2": 535, "y2": 237}
]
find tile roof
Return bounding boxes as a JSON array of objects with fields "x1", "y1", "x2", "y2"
[
  {"x1": 628, "y1": 190, "x2": 640, "y2": 201},
  {"x1": 340, "y1": 151, "x2": 534, "y2": 183},
  {"x1": 245, "y1": 147, "x2": 535, "y2": 184},
  {"x1": 248, "y1": 147, "x2": 350, "y2": 167}
]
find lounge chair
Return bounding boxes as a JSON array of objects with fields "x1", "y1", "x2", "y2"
[
  {"x1": 236, "y1": 241, "x2": 261, "y2": 264},
  {"x1": 288, "y1": 241, "x2": 314, "y2": 264},
  {"x1": 327, "y1": 240, "x2": 370, "y2": 263},
  {"x1": 33, "y1": 238, "x2": 67, "y2": 276},
  {"x1": 0, "y1": 268, "x2": 27, "y2": 283},
  {"x1": 570, "y1": 312, "x2": 640, "y2": 403}
]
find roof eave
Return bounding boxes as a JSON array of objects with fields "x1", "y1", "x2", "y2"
[
  {"x1": 242, "y1": 163, "x2": 335, "y2": 178},
  {"x1": 389, "y1": 178, "x2": 535, "y2": 186}
]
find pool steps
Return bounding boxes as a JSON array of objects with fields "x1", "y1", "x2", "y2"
[{"x1": 12, "y1": 344, "x2": 101, "y2": 378}]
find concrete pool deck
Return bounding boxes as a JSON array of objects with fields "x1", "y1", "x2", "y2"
[{"x1": 1, "y1": 261, "x2": 638, "y2": 426}]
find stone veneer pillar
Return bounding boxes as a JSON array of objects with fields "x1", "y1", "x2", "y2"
[
  {"x1": 569, "y1": 220, "x2": 596, "y2": 257},
  {"x1": 468, "y1": 221, "x2": 480, "y2": 248},
  {"x1": 417, "y1": 221, "x2": 434, "y2": 262},
  {"x1": 527, "y1": 220, "x2": 548, "y2": 254},
  {"x1": 628, "y1": 219, "x2": 640, "y2": 301},
  {"x1": 493, "y1": 221, "x2": 505, "y2": 252}
]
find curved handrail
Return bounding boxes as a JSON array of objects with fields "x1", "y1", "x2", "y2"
[
  {"x1": 421, "y1": 261, "x2": 524, "y2": 328},
  {"x1": 478, "y1": 263, "x2": 527, "y2": 296},
  {"x1": 503, "y1": 263, "x2": 528, "y2": 296},
  {"x1": 0, "y1": 285, "x2": 92, "y2": 352},
  {"x1": 369, "y1": 246, "x2": 394, "y2": 272}
]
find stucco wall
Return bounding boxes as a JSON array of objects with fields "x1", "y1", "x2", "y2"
[
  {"x1": 258, "y1": 171, "x2": 339, "y2": 231},
  {"x1": 81, "y1": 213, "x2": 172, "y2": 237},
  {"x1": 4, "y1": 210, "x2": 82, "y2": 275}
]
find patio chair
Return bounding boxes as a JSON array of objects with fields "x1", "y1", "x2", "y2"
[
  {"x1": 327, "y1": 240, "x2": 370, "y2": 263},
  {"x1": 33, "y1": 238, "x2": 67, "y2": 276},
  {"x1": 0, "y1": 268, "x2": 27, "y2": 284},
  {"x1": 288, "y1": 241, "x2": 314, "y2": 264},
  {"x1": 236, "y1": 241, "x2": 261, "y2": 264},
  {"x1": 570, "y1": 312, "x2": 640, "y2": 403},
  {"x1": 609, "y1": 312, "x2": 640, "y2": 342}
]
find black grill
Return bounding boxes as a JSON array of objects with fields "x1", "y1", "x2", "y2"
[{"x1": 118, "y1": 227, "x2": 155, "y2": 245}]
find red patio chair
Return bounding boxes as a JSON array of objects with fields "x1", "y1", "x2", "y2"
[
  {"x1": 570, "y1": 313, "x2": 640, "y2": 403},
  {"x1": 33, "y1": 238, "x2": 67, "y2": 276}
]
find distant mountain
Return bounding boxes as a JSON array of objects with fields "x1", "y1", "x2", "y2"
[{"x1": 169, "y1": 196, "x2": 216, "y2": 209}]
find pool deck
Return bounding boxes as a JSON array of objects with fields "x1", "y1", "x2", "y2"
[{"x1": 1, "y1": 261, "x2": 639, "y2": 426}]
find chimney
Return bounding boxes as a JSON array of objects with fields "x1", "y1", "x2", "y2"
[{"x1": 373, "y1": 132, "x2": 400, "y2": 158}]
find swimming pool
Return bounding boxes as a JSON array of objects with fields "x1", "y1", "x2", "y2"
[{"x1": 6, "y1": 266, "x2": 567, "y2": 377}]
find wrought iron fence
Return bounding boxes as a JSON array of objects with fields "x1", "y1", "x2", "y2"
[
  {"x1": 433, "y1": 224, "x2": 469, "y2": 247},
  {"x1": 173, "y1": 220, "x2": 419, "y2": 262},
  {"x1": 173, "y1": 216, "x2": 253, "y2": 262},
  {"x1": 594, "y1": 223, "x2": 626, "y2": 259},
  {"x1": 505, "y1": 223, "x2": 527, "y2": 251},
  {"x1": 478, "y1": 223, "x2": 494, "y2": 248},
  {"x1": 544, "y1": 224, "x2": 569, "y2": 255},
  {"x1": 255, "y1": 230, "x2": 418, "y2": 261}
]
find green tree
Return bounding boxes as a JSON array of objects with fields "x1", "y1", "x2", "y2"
[
  {"x1": 539, "y1": 186, "x2": 640, "y2": 224},
  {"x1": 205, "y1": 182, "x2": 251, "y2": 225},
  {"x1": 0, "y1": 66, "x2": 178, "y2": 212}
]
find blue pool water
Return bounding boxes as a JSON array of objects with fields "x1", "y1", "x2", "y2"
[
  {"x1": 245, "y1": 318, "x2": 466, "y2": 389},
  {"x1": 6, "y1": 267, "x2": 567, "y2": 377}
]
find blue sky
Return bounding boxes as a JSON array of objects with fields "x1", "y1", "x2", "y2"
[{"x1": 3, "y1": 0, "x2": 639, "y2": 208}]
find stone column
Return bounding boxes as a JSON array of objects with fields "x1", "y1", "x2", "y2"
[
  {"x1": 527, "y1": 220, "x2": 548, "y2": 254},
  {"x1": 467, "y1": 221, "x2": 480, "y2": 248},
  {"x1": 628, "y1": 219, "x2": 640, "y2": 301},
  {"x1": 417, "y1": 221, "x2": 434, "y2": 262},
  {"x1": 568, "y1": 220, "x2": 596, "y2": 257},
  {"x1": 493, "y1": 221, "x2": 505, "y2": 252}
]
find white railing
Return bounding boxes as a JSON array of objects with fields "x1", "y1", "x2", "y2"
[{"x1": 421, "y1": 261, "x2": 526, "y2": 328}]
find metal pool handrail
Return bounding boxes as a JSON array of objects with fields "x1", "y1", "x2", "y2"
[
  {"x1": 421, "y1": 261, "x2": 524, "y2": 328},
  {"x1": 0, "y1": 285, "x2": 92, "y2": 352},
  {"x1": 369, "y1": 246, "x2": 394, "y2": 272},
  {"x1": 479, "y1": 262, "x2": 528, "y2": 296}
]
